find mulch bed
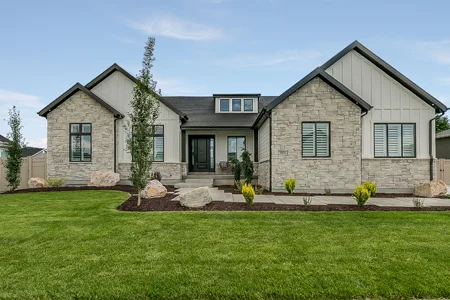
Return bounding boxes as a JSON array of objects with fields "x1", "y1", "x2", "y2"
[
  {"x1": 118, "y1": 196, "x2": 450, "y2": 212},
  {"x1": 1, "y1": 185, "x2": 175, "y2": 195},
  {"x1": 216, "y1": 185, "x2": 424, "y2": 198}
]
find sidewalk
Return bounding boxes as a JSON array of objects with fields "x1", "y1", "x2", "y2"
[{"x1": 175, "y1": 187, "x2": 450, "y2": 208}]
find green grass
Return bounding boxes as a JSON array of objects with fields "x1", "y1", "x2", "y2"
[{"x1": 1, "y1": 191, "x2": 450, "y2": 299}]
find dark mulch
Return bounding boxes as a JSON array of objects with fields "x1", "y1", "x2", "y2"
[
  {"x1": 1, "y1": 185, "x2": 175, "y2": 195},
  {"x1": 118, "y1": 196, "x2": 450, "y2": 212},
  {"x1": 216, "y1": 185, "x2": 424, "y2": 198}
]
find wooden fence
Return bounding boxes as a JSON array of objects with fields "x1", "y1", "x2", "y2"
[
  {"x1": 437, "y1": 159, "x2": 450, "y2": 185},
  {"x1": 0, "y1": 157, "x2": 47, "y2": 192}
]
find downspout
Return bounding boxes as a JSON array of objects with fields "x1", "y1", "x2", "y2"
[
  {"x1": 114, "y1": 118, "x2": 117, "y2": 173},
  {"x1": 360, "y1": 110, "x2": 368, "y2": 184},
  {"x1": 267, "y1": 111, "x2": 272, "y2": 192},
  {"x1": 429, "y1": 112, "x2": 445, "y2": 181}
]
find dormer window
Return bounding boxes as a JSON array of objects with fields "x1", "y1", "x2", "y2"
[
  {"x1": 244, "y1": 99, "x2": 253, "y2": 112},
  {"x1": 214, "y1": 94, "x2": 260, "y2": 113},
  {"x1": 220, "y1": 99, "x2": 229, "y2": 111},
  {"x1": 232, "y1": 99, "x2": 241, "y2": 111}
]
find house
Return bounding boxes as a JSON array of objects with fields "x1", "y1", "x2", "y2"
[
  {"x1": 436, "y1": 129, "x2": 450, "y2": 159},
  {"x1": 38, "y1": 41, "x2": 448, "y2": 193},
  {"x1": 0, "y1": 134, "x2": 10, "y2": 158}
]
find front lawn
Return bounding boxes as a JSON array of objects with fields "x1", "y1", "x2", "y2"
[{"x1": 1, "y1": 191, "x2": 450, "y2": 299}]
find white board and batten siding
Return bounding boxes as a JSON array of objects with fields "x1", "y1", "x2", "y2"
[
  {"x1": 325, "y1": 50, "x2": 435, "y2": 159},
  {"x1": 91, "y1": 71, "x2": 181, "y2": 163},
  {"x1": 258, "y1": 118, "x2": 270, "y2": 162}
]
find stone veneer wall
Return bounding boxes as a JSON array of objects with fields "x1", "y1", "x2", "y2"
[
  {"x1": 258, "y1": 161, "x2": 270, "y2": 189},
  {"x1": 47, "y1": 91, "x2": 115, "y2": 182},
  {"x1": 118, "y1": 162, "x2": 187, "y2": 184},
  {"x1": 271, "y1": 77, "x2": 362, "y2": 192},
  {"x1": 362, "y1": 158, "x2": 433, "y2": 191}
]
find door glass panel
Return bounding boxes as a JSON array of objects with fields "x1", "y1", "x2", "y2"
[
  {"x1": 210, "y1": 138, "x2": 214, "y2": 169},
  {"x1": 197, "y1": 139, "x2": 207, "y2": 163}
]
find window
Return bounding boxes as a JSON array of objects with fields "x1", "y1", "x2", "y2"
[
  {"x1": 220, "y1": 99, "x2": 229, "y2": 111},
  {"x1": 244, "y1": 99, "x2": 253, "y2": 112},
  {"x1": 152, "y1": 125, "x2": 164, "y2": 162},
  {"x1": 0, "y1": 148, "x2": 6, "y2": 158},
  {"x1": 70, "y1": 123, "x2": 92, "y2": 162},
  {"x1": 302, "y1": 122, "x2": 330, "y2": 157},
  {"x1": 227, "y1": 136, "x2": 246, "y2": 161},
  {"x1": 374, "y1": 123, "x2": 415, "y2": 157},
  {"x1": 232, "y1": 99, "x2": 241, "y2": 111}
]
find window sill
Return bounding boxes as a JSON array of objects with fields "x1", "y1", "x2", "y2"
[
  {"x1": 302, "y1": 157, "x2": 332, "y2": 160},
  {"x1": 69, "y1": 162, "x2": 92, "y2": 164}
]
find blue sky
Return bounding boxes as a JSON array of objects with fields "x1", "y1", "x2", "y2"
[{"x1": 1, "y1": 0, "x2": 449, "y2": 148}]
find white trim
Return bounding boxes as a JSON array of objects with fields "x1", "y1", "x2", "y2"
[{"x1": 215, "y1": 97, "x2": 258, "y2": 113}]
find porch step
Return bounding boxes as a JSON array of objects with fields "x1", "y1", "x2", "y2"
[
  {"x1": 174, "y1": 182, "x2": 213, "y2": 189},
  {"x1": 185, "y1": 179, "x2": 214, "y2": 184}
]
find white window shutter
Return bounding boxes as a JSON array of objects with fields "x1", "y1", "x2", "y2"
[
  {"x1": 402, "y1": 124, "x2": 415, "y2": 157},
  {"x1": 374, "y1": 124, "x2": 387, "y2": 157},
  {"x1": 302, "y1": 123, "x2": 315, "y2": 157},
  {"x1": 316, "y1": 123, "x2": 329, "y2": 157},
  {"x1": 388, "y1": 124, "x2": 402, "y2": 157}
]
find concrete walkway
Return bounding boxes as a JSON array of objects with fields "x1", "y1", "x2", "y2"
[{"x1": 174, "y1": 187, "x2": 450, "y2": 208}]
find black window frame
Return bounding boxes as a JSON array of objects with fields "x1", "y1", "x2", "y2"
[
  {"x1": 69, "y1": 123, "x2": 92, "y2": 162},
  {"x1": 227, "y1": 136, "x2": 246, "y2": 161},
  {"x1": 373, "y1": 123, "x2": 416, "y2": 158},
  {"x1": 301, "y1": 122, "x2": 331, "y2": 158},
  {"x1": 220, "y1": 99, "x2": 229, "y2": 112},
  {"x1": 152, "y1": 125, "x2": 164, "y2": 162},
  {"x1": 243, "y1": 99, "x2": 253, "y2": 112}
]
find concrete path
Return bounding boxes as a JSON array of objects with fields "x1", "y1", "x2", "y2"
[{"x1": 174, "y1": 187, "x2": 450, "y2": 207}]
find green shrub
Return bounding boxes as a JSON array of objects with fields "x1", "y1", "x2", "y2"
[
  {"x1": 230, "y1": 150, "x2": 254, "y2": 185},
  {"x1": 242, "y1": 183, "x2": 255, "y2": 207},
  {"x1": 412, "y1": 198, "x2": 424, "y2": 208},
  {"x1": 284, "y1": 178, "x2": 296, "y2": 194},
  {"x1": 363, "y1": 181, "x2": 377, "y2": 197},
  {"x1": 45, "y1": 177, "x2": 67, "y2": 187},
  {"x1": 353, "y1": 185, "x2": 370, "y2": 207}
]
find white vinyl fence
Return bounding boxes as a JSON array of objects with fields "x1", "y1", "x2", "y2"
[
  {"x1": 437, "y1": 159, "x2": 450, "y2": 185},
  {"x1": 0, "y1": 157, "x2": 47, "y2": 192}
]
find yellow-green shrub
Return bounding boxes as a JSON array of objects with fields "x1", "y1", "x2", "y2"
[
  {"x1": 242, "y1": 183, "x2": 255, "y2": 207},
  {"x1": 284, "y1": 178, "x2": 296, "y2": 194},
  {"x1": 363, "y1": 180, "x2": 377, "y2": 197},
  {"x1": 353, "y1": 185, "x2": 370, "y2": 207},
  {"x1": 235, "y1": 179, "x2": 247, "y2": 192},
  {"x1": 45, "y1": 177, "x2": 67, "y2": 188}
]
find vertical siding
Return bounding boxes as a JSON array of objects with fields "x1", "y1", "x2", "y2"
[
  {"x1": 91, "y1": 71, "x2": 181, "y2": 163},
  {"x1": 258, "y1": 118, "x2": 270, "y2": 162},
  {"x1": 326, "y1": 50, "x2": 435, "y2": 159}
]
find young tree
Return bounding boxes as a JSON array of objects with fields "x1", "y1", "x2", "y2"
[
  {"x1": 4, "y1": 106, "x2": 26, "y2": 191},
  {"x1": 126, "y1": 37, "x2": 161, "y2": 206},
  {"x1": 436, "y1": 115, "x2": 450, "y2": 133}
]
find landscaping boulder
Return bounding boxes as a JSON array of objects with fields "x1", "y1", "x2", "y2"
[
  {"x1": 179, "y1": 186, "x2": 212, "y2": 208},
  {"x1": 414, "y1": 180, "x2": 447, "y2": 197},
  {"x1": 141, "y1": 180, "x2": 167, "y2": 199},
  {"x1": 28, "y1": 177, "x2": 46, "y2": 188},
  {"x1": 89, "y1": 170, "x2": 120, "y2": 187}
]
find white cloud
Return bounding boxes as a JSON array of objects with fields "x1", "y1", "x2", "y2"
[
  {"x1": 157, "y1": 78, "x2": 205, "y2": 95},
  {"x1": 217, "y1": 50, "x2": 322, "y2": 68},
  {"x1": 0, "y1": 89, "x2": 47, "y2": 148},
  {"x1": 415, "y1": 40, "x2": 450, "y2": 64},
  {"x1": 127, "y1": 15, "x2": 223, "y2": 41}
]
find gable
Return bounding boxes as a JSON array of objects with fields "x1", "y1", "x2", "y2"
[
  {"x1": 325, "y1": 50, "x2": 433, "y2": 112},
  {"x1": 322, "y1": 41, "x2": 447, "y2": 113}
]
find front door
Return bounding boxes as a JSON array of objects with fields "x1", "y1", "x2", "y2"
[{"x1": 189, "y1": 136, "x2": 215, "y2": 172}]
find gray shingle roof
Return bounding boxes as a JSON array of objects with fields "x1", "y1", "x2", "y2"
[
  {"x1": 436, "y1": 129, "x2": 450, "y2": 139},
  {"x1": 21, "y1": 147, "x2": 44, "y2": 157},
  {"x1": 0, "y1": 134, "x2": 10, "y2": 143},
  {"x1": 162, "y1": 96, "x2": 276, "y2": 128}
]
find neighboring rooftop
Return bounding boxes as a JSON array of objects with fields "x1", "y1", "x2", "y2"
[
  {"x1": 0, "y1": 134, "x2": 10, "y2": 144},
  {"x1": 437, "y1": 129, "x2": 450, "y2": 139},
  {"x1": 21, "y1": 147, "x2": 45, "y2": 157}
]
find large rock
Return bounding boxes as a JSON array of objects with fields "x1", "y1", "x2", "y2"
[
  {"x1": 89, "y1": 170, "x2": 120, "y2": 187},
  {"x1": 28, "y1": 177, "x2": 46, "y2": 188},
  {"x1": 414, "y1": 180, "x2": 448, "y2": 197},
  {"x1": 179, "y1": 186, "x2": 213, "y2": 208},
  {"x1": 141, "y1": 180, "x2": 167, "y2": 199}
]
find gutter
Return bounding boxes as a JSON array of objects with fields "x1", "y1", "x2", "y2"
[{"x1": 429, "y1": 111, "x2": 445, "y2": 181}]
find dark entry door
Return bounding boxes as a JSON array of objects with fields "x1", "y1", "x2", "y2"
[{"x1": 189, "y1": 136, "x2": 215, "y2": 172}]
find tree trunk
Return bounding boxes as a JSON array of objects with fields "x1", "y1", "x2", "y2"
[{"x1": 137, "y1": 190, "x2": 141, "y2": 206}]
